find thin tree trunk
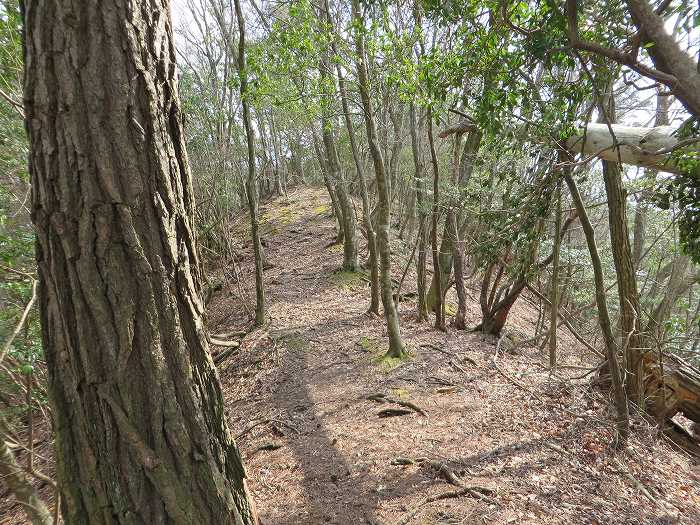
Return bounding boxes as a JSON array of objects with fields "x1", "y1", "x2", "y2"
[
  {"x1": 24, "y1": 0, "x2": 258, "y2": 522},
  {"x1": 312, "y1": 129, "x2": 345, "y2": 242},
  {"x1": 337, "y1": 63, "x2": 380, "y2": 313},
  {"x1": 352, "y1": 0, "x2": 405, "y2": 357},
  {"x1": 409, "y1": 103, "x2": 429, "y2": 321},
  {"x1": 317, "y1": 21, "x2": 357, "y2": 271},
  {"x1": 236, "y1": 0, "x2": 266, "y2": 326},
  {"x1": 427, "y1": 108, "x2": 445, "y2": 331},
  {"x1": 549, "y1": 181, "x2": 563, "y2": 369},
  {"x1": 564, "y1": 173, "x2": 630, "y2": 444},
  {"x1": 426, "y1": 130, "x2": 482, "y2": 311}
]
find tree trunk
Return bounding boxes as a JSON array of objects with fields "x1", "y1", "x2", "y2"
[
  {"x1": 236, "y1": 0, "x2": 266, "y2": 326},
  {"x1": 318, "y1": 1, "x2": 357, "y2": 272},
  {"x1": 352, "y1": 0, "x2": 405, "y2": 358},
  {"x1": 548, "y1": 182, "x2": 563, "y2": 369},
  {"x1": 447, "y1": 131, "x2": 467, "y2": 329},
  {"x1": 337, "y1": 63, "x2": 380, "y2": 313},
  {"x1": 426, "y1": 129, "x2": 482, "y2": 311},
  {"x1": 565, "y1": 173, "x2": 630, "y2": 444},
  {"x1": 602, "y1": 159, "x2": 647, "y2": 404},
  {"x1": 24, "y1": 1, "x2": 258, "y2": 522},
  {"x1": 427, "y1": 108, "x2": 445, "y2": 331},
  {"x1": 409, "y1": 103, "x2": 429, "y2": 321},
  {"x1": 312, "y1": 130, "x2": 345, "y2": 242}
]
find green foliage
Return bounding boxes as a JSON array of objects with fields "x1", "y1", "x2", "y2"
[{"x1": 0, "y1": 1, "x2": 43, "y2": 402}]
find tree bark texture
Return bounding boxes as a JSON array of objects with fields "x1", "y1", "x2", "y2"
[{"x1": 24, "y1": 1, "x2": 257, "y2": 522}]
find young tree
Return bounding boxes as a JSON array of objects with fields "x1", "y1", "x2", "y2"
[
  {"x1": 234, "y1": 0, "x2": 266, "y2": 326},
  {"x1": 351, "y1": 0, "x2": 406, "y2": 358},
  {"x1": 23, "y1": 1, "x2": 258, "y2": 522}
]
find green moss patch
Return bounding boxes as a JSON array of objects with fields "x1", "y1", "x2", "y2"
[
  {"x1": 357, "y1": 335, "x2": 382, "y2": 353},
  {"x1": 330, "y1": 270, "x2": 367, "y2": 291},
  {"x1": 270, "y1": 329, "x2": 308, "y2": 352},
  {"x1": 372, "y1": 351, "x2": 412, "y2": 372}
]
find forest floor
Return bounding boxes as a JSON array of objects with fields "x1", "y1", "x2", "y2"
[
  {"x1": 206, "y1": 187, "x2": 700, "y2": 525},
  {"x1": 2, "y1": 186, "x2": 700, "y2": 525}
]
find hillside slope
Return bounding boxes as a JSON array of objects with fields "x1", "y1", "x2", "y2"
[{"x1": 206, "y1": 187, "x2": 700, "y2": 525}]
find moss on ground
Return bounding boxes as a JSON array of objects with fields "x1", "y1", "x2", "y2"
[
  {"x1": 358, "y1": 335, "x2": 382, "y2": 353},
  {"x1": 357, "y1": 335, "x2": 412, "y2": 371},
  {"x1": 271, "y1": 329, "x2": 308, "y2": 352},
  {"x1": 372, "y1": 351, "x2": 412, "y2": 372},
  {"x1": 330, "y1": 270, "x2": 367, "y2": 291}
]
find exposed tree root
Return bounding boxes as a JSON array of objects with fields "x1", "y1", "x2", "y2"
[
  {"x1": 394, "y1": 458, "x2": 497, "y2": 525},
  {"x1": 367, "y1": 393, "x2": 427, "y2": 416}
]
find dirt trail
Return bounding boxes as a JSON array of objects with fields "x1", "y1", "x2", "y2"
[{"x1": 207, "y1": 187, "x2": 700, "y2": 525}]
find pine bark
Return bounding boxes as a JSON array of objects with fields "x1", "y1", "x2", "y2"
[{"x1": 24, "y1": 1, "x2": 257, "y2": 522}]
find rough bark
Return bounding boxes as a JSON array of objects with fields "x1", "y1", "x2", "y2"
[
  {"x1": 24, "y1": 1, "x2": 258, "y2": 522},
  {"x1": 352, "y1": 0, "x2": 405, "y2": 357},
  {"x1": 603, "y1": 160, "x2": 647, "y2": 404}
]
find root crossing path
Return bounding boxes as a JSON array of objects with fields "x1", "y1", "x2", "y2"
[{"x1": 207, "y1": 188, "x2": 700, "y2": 525}]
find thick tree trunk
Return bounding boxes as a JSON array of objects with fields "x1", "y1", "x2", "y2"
[
  {"x1": 352, "y1": 0, "x2": 405, "y2": 358},
  {"x1": 603, "y1": 160, "x2": 647, "y2": 404},
  {"x1": 24, "y1": 2, "x2": 257, "y2": 523}
]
